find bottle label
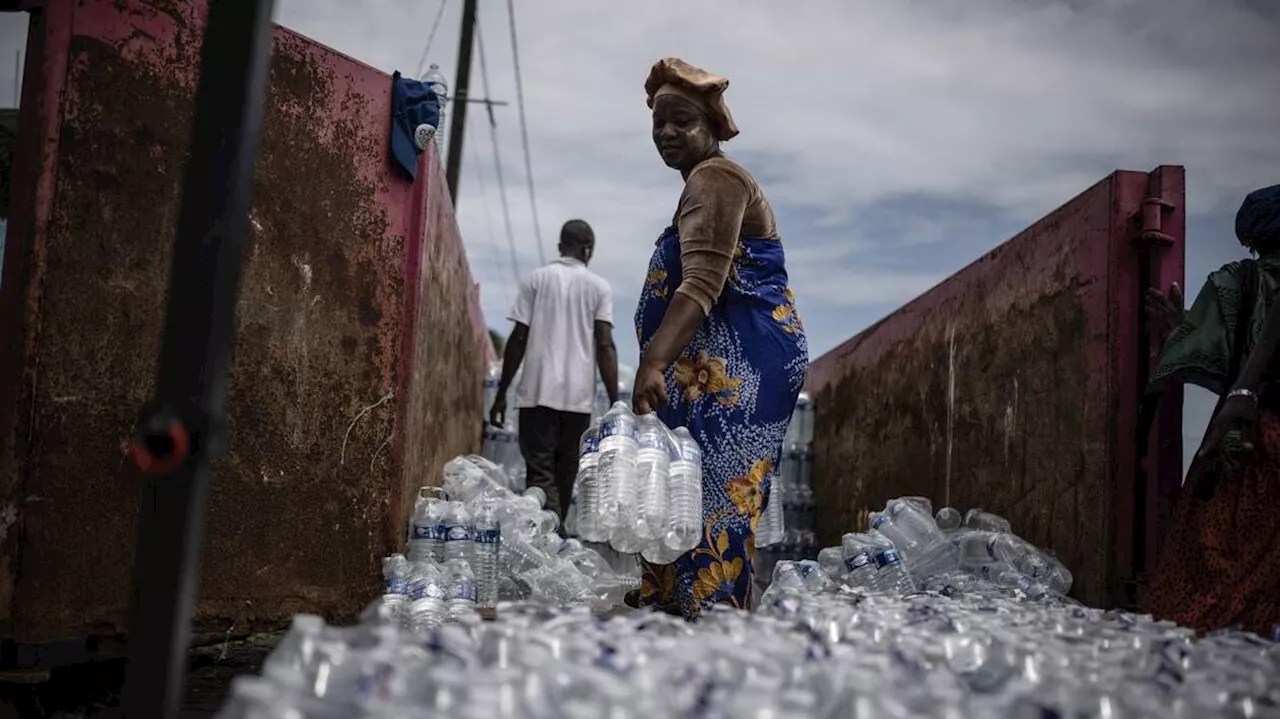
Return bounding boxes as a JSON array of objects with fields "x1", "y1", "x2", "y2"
[
  {"x1": 412, "y1": 524, "x2": 433, "y2": 540},
  {"x1": 844, "y1": 552, "x2": 871, "y2": 571},
  {"x1": 639, "y1": 432, "x2": 665, "y2": 450},
  {"x1": 1015, "y1": 576, "x2": 1034, "y2": 593},
  {"x1": 474, "y1": 529, "x2": 501, "y2": 544},
  {"x1": 871, "y1": 514, "x2": 887, "y2": 530},
  {"x1": 425, "y1": 583, "x2": 445, "y2": 600},
  {"x1": 581, "y1": 432, "x2": 600, "y2": 454},
  {"x1": 449, "y1": 582, "x2": 476, "y2": 602},
  {"x1": 384, "y1": 577, "x2": 407, "y2": 594},
  {"x1": 433, "y1": 523, "x2": 447, "y2": 540},
  {"x1": 601, "y1": 417, "x2": 636, "y2": 439},
  {"x1": 406, "y1": 578, "x2": 427, "y2": 599},
  {"x1": 875, "y1": 549, "x2": 901, "y2": 568},
  {"x1": 446, "y1": 525, "x2": 471, "y2": 542}
]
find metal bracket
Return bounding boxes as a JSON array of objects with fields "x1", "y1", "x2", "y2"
[{"x1": 1136, "y1": 196, "x2": 1176, "y2": 247}]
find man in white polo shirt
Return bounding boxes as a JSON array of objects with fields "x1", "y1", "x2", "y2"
[{"x1": 488, "y1": 219, "x2": 619, "y2": 519}]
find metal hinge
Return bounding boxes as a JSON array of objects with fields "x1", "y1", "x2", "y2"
[{"x1": 1136, "y1": 196, "x2": 1177, "y2": 247}]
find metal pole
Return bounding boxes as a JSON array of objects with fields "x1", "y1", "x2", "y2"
[
  {"x1": 121, "y1": 0, "x2": 275, "y2": 716},
  {"x1": 444, "y1": 0, "x2": 477, "y2": 205}
]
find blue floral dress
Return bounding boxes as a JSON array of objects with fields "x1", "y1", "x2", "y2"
[{"x1": 635, "y1": 226, "x2": 808, "y2": 618}]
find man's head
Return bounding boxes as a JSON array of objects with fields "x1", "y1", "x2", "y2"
[{"x1": 560, "y1": 219, "x2": 595, "y2": 263}]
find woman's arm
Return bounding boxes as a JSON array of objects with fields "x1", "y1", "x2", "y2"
[
  {"x1": 1199, "y1": 272, "x2": 1278, "y2": 458},
  {"x1": 633, "y1": 162, "x2": 749, "y2": 412}
]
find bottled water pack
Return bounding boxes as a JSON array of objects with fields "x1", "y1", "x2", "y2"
[{"x1": 570, "y1": 402, "x2": 703, "y2": 560}]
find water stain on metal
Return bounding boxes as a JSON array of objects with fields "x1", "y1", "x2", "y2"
[{"x1": 3, "y1": 1, "x2": 488, "y2": 643}]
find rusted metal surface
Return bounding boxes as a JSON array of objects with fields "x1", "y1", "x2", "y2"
[
  {"x1": 0, "y1": 0, "x2": 487, "y2": 644},
  {"x1": 806, "y1": 167, "x2": 1185, "y2": 609}
]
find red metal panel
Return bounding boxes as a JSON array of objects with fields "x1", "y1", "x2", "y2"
[
  {"x1": 0, "y1": 0, "x2": 487, "y2": 643},
  {"x1": 806, "y1": 167, "x2": 1185, "y2": 609}
]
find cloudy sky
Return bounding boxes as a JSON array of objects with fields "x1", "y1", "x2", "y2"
[{"x1": 1, "y1": 1, "x2": 1277, "y2": 469}]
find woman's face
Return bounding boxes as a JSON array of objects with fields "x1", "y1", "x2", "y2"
[{"x1": 652, "y1": 95, "x2": 717, "y2": 172}]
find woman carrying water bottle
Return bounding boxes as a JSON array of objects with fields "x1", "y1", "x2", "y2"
[{"x1": 629, "y1": 57, "x2": 808, "y2": 619}]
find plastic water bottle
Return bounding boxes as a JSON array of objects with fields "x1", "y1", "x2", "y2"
[
  {"x1": 408, "y1": 495, "x2": 444, "y2": 563},
  {"x1": 665, "y1": 427, "x2": 703, "y2": 552},
  {"x1": 870, "y1": 499, "x2": 941, "y2": 564},
  {"x1": 381, "y1": 554, "x2": 409, "y2": 594},
  {"x1": 838, "y1": 533, "x2": 882, "y2": 589},
  {"x1": 569, "y1": 423, "x2": 600, "y2": 540},
  {"x1": 524, "y1": 486, "x2": 547, "y2": 510},
  {"x1": 442, "y1": 501, "x2": 473, "y2": 565},
  {"x1": 758, "y1": 469, "x2": 786, "y2": 548},
  {"x1": 633, "y1": 414, "x2": 671, "y2": 541},
  {"x1": 964, "y1": 508, "x2": 1013, "y2": 533},
  {"x1": 935, "y1": 506, "x2": 963, "y2": 531},
  {"x1": 872, "y1": 547, "x2": 915, "y2": 595},
  {"x1": 444, "y1": 559, "x2": 477, "y2": 619},
  {"x1": 796, "y1": 392, "x2": 814, "y2": 446},
  {"x1": 817, "y1": 546, "x2": 844, "y2": 578},
  {"x1": 472, "y1": 504, "x2": 501, "y2": 608},
  {"x1": 597, "y1": 402, "x2": 638, "y2": 541},
  {"x1": 985, "y1": 567, "x2": 1049, "y2": 600},
  {"x1": 421, "y1": 63, "x2": 449, "y2": 151}
]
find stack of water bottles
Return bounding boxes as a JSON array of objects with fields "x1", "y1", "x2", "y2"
[
  {"x1": 763, "y1": 496, "x2": 1073, "y2": 607},
  {"x1": 379, "y1": 455, "x2": 637, "y2": 632},
  {"x1": 568, "y1": 402, "x2": 704, "y2": 565},
  {"x1": 755, "y1": 393, "x2": 815, "y2": 586},
  {"x1": 480, "y1": 362, "x2": 525, "y2": 491}
]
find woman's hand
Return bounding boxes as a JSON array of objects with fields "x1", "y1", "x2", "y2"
[
  {"x1": 1145, "y1": 283, "x2": 1184, "y2": 341},
  {"x1": 632, "y1": 361, "x2": 669, "y2": 415},
  {"x1": 1197, "y1": 391, "x2": 1259, "y2": 465}
]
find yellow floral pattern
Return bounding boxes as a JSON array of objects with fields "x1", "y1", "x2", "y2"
[
  {"x1": 727, "y1": 459, "x2": 772, "y2": 516},
  {"x1": 693, "y1": 557, "x2": 744, "y2": 603},
  {"x1": 645, "y1": 268, "x2": 669, "y2": 299},
  {"x1": 672, "y1": 351, "x2": 742, "y2": 406},
  {"x1": 772, "y1": 287, "x2": 804, "y2": 334}
]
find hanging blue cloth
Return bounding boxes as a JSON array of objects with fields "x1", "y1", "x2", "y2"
[
  {"x1": 635, "y1": 227, "x2": 808, "y2": 619},
  {"x1": 390, "y1": 71, "x2": 441, "y2": 181}
]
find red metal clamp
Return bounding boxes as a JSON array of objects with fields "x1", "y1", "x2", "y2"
[{"x1": 130, "y1": 421, "x2": 192, "y2": 476}]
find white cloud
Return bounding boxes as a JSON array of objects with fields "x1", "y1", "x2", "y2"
[{"x1": 273, "y1": 0, "x2": 1278, "y2": 371}]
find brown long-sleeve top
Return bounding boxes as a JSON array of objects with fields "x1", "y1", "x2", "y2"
[{"x1": 673, "y1": 155, "x2": 779, "y2": 314}]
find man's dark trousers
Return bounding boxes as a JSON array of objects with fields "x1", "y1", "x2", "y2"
[{"x1": 518, "y1": 406, "x2": 591, "y2": 521}]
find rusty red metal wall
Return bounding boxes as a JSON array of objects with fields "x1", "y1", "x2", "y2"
[
  {"x1": 0, "y1": 0, "x2": 489, "y2": 644},
  {"x1": 806, "y1": 167, "x2": 1185, "y2": 609}
]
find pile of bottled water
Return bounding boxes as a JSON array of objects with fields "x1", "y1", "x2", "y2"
[
  {"x1": 757, "y1": 393, "x2": 816, "y2": 584},
  {"x1": 481, "y1": 363, "x2": 526, "y2": 491},
  {"x1": 567, "y1": 402, "x2": 704, "y2": 563},
  {"x1": 385, "y1": 456, "x2": 638, "y2": 632},
  {"x1": 217, "y1": 574, "x2": 1278, "y2": 718},
  {"x1": 791, "y1": 497, "x2": 1073, "y2": 603}
]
